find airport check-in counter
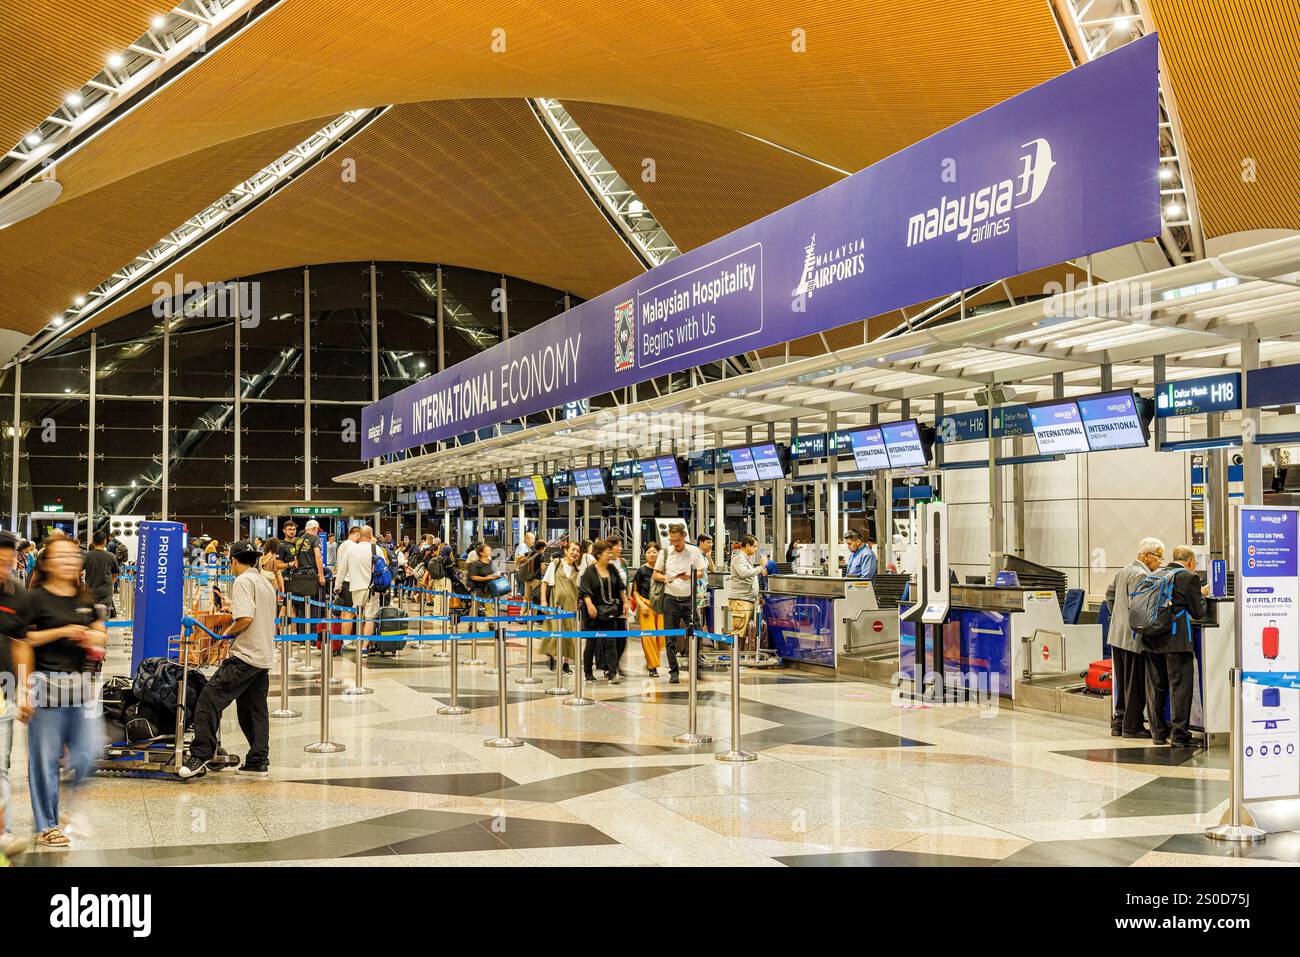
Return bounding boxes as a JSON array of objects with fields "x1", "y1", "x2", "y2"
[
  {"x1": 900, "y1": 584, "x2": 1101, "y2": 699},
  {"x1": 762, "y1": 575, "x2": 898, "y2": 669},
  {"x1": 1183, "y1": 597, "x2": 1234, "y2": 734}
]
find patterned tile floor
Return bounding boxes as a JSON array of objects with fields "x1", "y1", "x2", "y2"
[{"x1": 6, "y1": 634, "x2": 1298, "y2": 867}]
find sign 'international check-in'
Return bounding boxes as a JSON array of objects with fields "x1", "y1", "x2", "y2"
[{"x1": 361, "y1": 36, "x2": 1161, "y2": 458}]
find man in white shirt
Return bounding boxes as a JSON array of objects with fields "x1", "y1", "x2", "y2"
[
  {"x1": 652, "y1": 524, "x2": 708, "y2": 683},
  {"x1": 180, "y1": 547, "x2": 277, "y2": 778},
  {"x1": 337, "y1": 526, "x2": 377, "y2": 650}
]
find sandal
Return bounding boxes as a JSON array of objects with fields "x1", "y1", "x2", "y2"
[{"x1": 36, "y1": 827, "x2": 70, "y2": 848}]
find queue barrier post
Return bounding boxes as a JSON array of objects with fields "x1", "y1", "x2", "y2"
[
  {"x1": 343, "y1": 599, "x2": 373, "y2": 697},
  {"x1": 433, "y1": 591, "x2": 451, "y2": 658},
  {"x1": 563, "y1": 631, "x2": 595, "y2": 708},
  {"x1": 271, "y1": 630, "x2": 301, "y2": 719},
  {"x1": 438, "y1": 608, "x2": 469, "y2": 715},
  {"x1": 465, "y1": 599, "x2": 485, "y2": 666},
  {"x1": 1206, "y1": 668, "x2": 1265, "y2": 843},
  {"x1": 516, "y1": 630, "x2": 542, "y2": 685},
  {"x1": 545, "y1": 631, "x2": 573, "y2": 696},
  {"x1": 484, "y1": 597, "x2": 502, "y2": 675},
  {"x1": 715, "y1": 633, "x2": 755, "y2": 763},
  {"x1": 293, "y1": 595, "x2": 316, "y2": 675},
  {"x1": 305, "y1": 600, "x2": 345, "y2": 753},
  {"x1": 484, "y1": 624, "x2": 524, "y2": 748},
  {"x1": 673, "y1": 627, "x2": 712, "y2": 746}
]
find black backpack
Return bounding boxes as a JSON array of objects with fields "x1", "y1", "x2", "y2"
[{"x1": 132, "y1": 657, "x2": 208, "y2": 722}]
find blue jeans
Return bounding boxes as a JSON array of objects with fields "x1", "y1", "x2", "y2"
[
  {"x1": 0, "y1": 710, "x2": 13, "y2": 827},
  {"x1": 27, "y1": 700, "x2": 101, "y2": 833}
]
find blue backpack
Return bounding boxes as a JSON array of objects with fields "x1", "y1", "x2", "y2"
[
  {"x1": 1128, "y1": 569, "x2": 1185, "y2": 637},
  {"x1": 370, "y1": 544, "x2": 393, "y2": 592}
]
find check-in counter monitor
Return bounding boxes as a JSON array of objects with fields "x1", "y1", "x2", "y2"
[{"x1": 762, "y1": 575, "x2": 898, "y2": 669}]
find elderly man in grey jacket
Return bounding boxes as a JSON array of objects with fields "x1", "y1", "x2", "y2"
[
  {"x1": 1105, "y1": 537, "x2": 1165, "y2": 737},
  {"x1": 727, "y1": 535, "x2": 765, "y2": 653}
]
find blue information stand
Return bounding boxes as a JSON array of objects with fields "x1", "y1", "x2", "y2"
[{"x1": 131, "y1": 520, "x2": 186, "y2": 673}]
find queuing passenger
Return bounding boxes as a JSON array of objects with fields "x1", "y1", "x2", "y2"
[
  {"x1": 633, "y1": 542, "x2": 665, "y2": 676},
  {"x1": 326, "y1": 533, "x2": 338, "y2": 569},
  {"x1": 652, "y1": 524, "x2": 707, "y2": 684},
  {"x1": 605, "y1": 535, "x2": 632, "y2": 673},
  {"x1": 467, "y1": 542, "x2": 500, "y2": 615},
  {"x1": 578, "y1": 540, "x2": 595, "y2": 576},
  {"x1": 539, "y1": 541, "x2": 580, "y2": 674},
  {"x1": 337, "y1": 526, "x2": 377, "y2": 652},
  {"x1": 517, "y1": 537, "x2": 547, "y2": 609},
  {"x1": 0, "y1": 531, "x2": 33, "y2": 861},
  {"x1": 1144, "y1": 545, "x2": 1208, "y2": 748},
  {"x1": 21, "y1": 536, "x2": 107, "y2": 848},
  {"x1": 1105, "y1": 537, "x2": 1164, "y2": 738},
  {"x1": 179, "y1": 547, "x2": 277, "y2": 779},
  {"x1": 845, "y1": 529, "x2": 878, "y2": 580},
  {"x1": 580, "y1": 540, "x2": 627, "y2": 684},
  {"x1": 697, "y1": 534, "x2": 716, "y2": 572},
  {"x1": 727, "y1": 535, "x2": 766, "y2": 653},
  {"x1": 82, "y1": 532, "x2": 121, "y2": 619}
]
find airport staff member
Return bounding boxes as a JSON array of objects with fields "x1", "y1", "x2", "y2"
[
  {"x1": 1144, "y1": 545, "x2": 1208, "y2": 749},
  {"x1": 180, "y1": 547, "x2": 277, "y2": 779},
  {"x1": 653, "y1": 524, "x2": 708, "y2": 684},
  {"x1": 845, "y1": 529, "x2": 877, "y2": 580},
  {"x1": 1105, "y1": 537, "x2": 1164, "y2": 738}
]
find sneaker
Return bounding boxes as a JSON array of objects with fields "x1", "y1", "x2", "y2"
[
  {"x1": 562, "y1": 664, "x2": 572, "y2": 675},
  {"x1": 177, "y1": 754, "x2": 209, "y2": 779},
  {"x1": 583, "y1": 672, "x2": 596, "y2": 682},
  {"x1": 609, "y1": 674, "x2": 622, "y2": 685},
  {"x1": 0, "y1": 832, "x2": 29, "y2": 858},
  {"x1": 35, "y1": 827, "x2": 70, "y2": 849},
  {"x1": 237, "y1": 763, "x2": 270, "y2": 778},
  {"x1": 647, "y1": 668, "x2": 658, "y2": 678},
  {"x1": 669, "y1": 672, "x2": 680, "y2": 684}
]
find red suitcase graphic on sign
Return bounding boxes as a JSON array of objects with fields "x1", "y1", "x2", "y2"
[{"x1": 1262, "y1": 620, "x2": 1279, "y2": 660}]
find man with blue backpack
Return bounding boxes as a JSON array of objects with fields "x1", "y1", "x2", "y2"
[{"x1": 1128, "y1": 544, "x2": 1209, "y2": 748}]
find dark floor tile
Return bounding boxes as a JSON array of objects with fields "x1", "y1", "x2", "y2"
[
  {"x1": 778, "y1": 849, "x2": 995, "y2": 867},
  {"x1": 525, "y1": 738, "x2": 680, "y2": 759},
  {"x1": 795, "y1": 727, "x2": 932, "y2": 749},
  {"x1": 1054, "y1": 745, "x2": 1225, "y2": 769},
  {"x1": 292, "y1": 771, "x2": 518, "y2": 796},
  {"x1": 1085, "y1": 777, "x2": 1228, "y2": 820},
  {"x1": 492, "y1": 821, "x2": 619, "y2": 850},
  {"x1": 996, "y1": 834, "x2": 1171, "y2": 867},
  {"x1": 492, "y1": 765, "x2": 689, "y2": 802},
  {"x1": 370, "y1": 824, "x2": 508, "y2": 856},
  {"x1": 1154, "y1": 830, "x2": 1300, "y2": 864}
]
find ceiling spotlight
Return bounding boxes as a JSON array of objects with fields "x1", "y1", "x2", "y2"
[
  {"x1": 63, "y1": 388, "x2": 71, "y2": 394},
  {"x1": 152, "y1": 14, "x2": 166, "y2": 29},
  {"x1": 1159, "y1": 167, "x2": 1173, "y2": 181},
  {"x1": 107, "y1": 53, "x2": 124, "y2": 69},
  {"x1": 628, "y1": 199, "x2": 645, "y2": 216},
  {"x1": 74, "y1": 296, "x2": 86, "y2": 307},
  {"x1": 50, "y1": 316, "x2": 64, "y2": 328},
  {"x1": 1165, "y1": 202, "x2": 1183, "y2": 218},
  {"x1": 24, "y1": 133, "x2": 40, "y2": 147},
  {"x1": 418, "y1": 360, "x2": 427, "y2": 369},
  {"x1": 65, "y1": 93, "x2": 83, "y2": 108}
]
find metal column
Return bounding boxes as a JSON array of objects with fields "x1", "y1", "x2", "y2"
[
  {"x1": 1241, "y1": 337, "x2": 1263, "y2": 505},
  {"x1": 712, "y1": 431, "x2": 722, "y2": 545},
  {"x1": 436, "y1": 265, "x2": 446, "y2": 371},
  {"x1": 369, "y1": 263, "x2": 380, "y2": 503},
  {"x1": 826, "y1": 411, "x2": 841, "y2": 577},
  {"x1": 86, "y1": 332, "x2": 97, "y2": 543},
  {"x1": 9, "y1": 362, "x2": 19, "y2": 530},
  {"x1": 987, "y1": 393, "x2": 1004, "y2": 583},
  {"x1": 631, "y1": 487, "x2": 642, "y2": 563},
  {"x1": 161, "y1": 315, "x2": 170, "y2": 520},
  {"x1": 500, "y1": 275, "x2": 509, "y2": 341},
  {"x1": 234, "y1": 291, "x2": 243, "y2": 539},
  {"x1": 303, "y1": 266, "x2": 312, "y2": 501}
]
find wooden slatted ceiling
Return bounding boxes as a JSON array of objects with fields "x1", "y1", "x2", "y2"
[
  {"x1": 0, "y1": 1, "x2": 167, "y2": 152},
  {"x1": 563, "y1": 101, "x2": 843, "y2": 252},
  {"x1": 84, "y1": 100, "x2": 644, "y2": 329},
  {"x1": 37, "y1": 0, "x2": 1072, "y2": 205},
  {"x1": 0, "y1": 115, "x2": 330, "y2": 335},
  {"x1": 1148, "y1": 0, "x2": 1300, "y2": 238}
]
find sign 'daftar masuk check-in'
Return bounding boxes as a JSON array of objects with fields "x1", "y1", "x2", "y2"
[{"x1": 361, "y1": 35, "x2": 1161, "y2": 458}]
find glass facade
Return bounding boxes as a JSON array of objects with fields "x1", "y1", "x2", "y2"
[{"x1": 1, "y1": 262, "x2": 579, "y2": 539}]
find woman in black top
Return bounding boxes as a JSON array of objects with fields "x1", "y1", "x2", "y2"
[
  {"x1": 22, "y1": 536, "x2": 107, "y2": 848},
  {"x1": 466, "y1": 542, "x2": 500, "y2": 616},
  {"x1": 579, "y1": 540, "x2": 627, "y2": 684}
]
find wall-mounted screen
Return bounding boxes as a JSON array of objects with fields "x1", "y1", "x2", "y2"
[
  {"x1": 414, "y1": 490, "x2": 432, "y2": 510},
  {"x1": 570, "y1": 468, "x2": 607, "y2": 497},
  {"x1": 442, "y1": 487, "x2": 464, "y2": 509},
  {"x1": 881, "y1": 419, "x2": 929, "y2": 468},
  {"x1": 729, "y1": 447, "x2": 758, "y2": 482},
  {"x1": 1077, "y1": 389, "x2": 1150, "y2": 451},
  {"x1": 750, "y1": 444, "x2": 786, "y2": 480},
  {"x1": 477, "y1": 482, "x2": 503, "y2": 506},
  {"x1": 639, "y1": 459, "x2": 664, "y2": 491},
  {"x1": 654, "y1": 456, "x2": 685, "y2": 489},
  {"x1": 520, "y1": 475, "x2": 548, "y2": 502},
  {"x1": 848, "y1": 428, "x2": 890, "y2": 471},
  {"x1": 1027, "y1": 400, "x2": 1089, "y2": 455}
]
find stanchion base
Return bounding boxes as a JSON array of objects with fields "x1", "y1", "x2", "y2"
[
  {"x1": 464, "y1": 658, "x2": 486, "y2": 667},
  {"x1": 270, "y1": 709, "x2": 301, "y2": 719},
  {"x1": 673, "y1": 732, "x2": 712, "y2": 745},
  {"x1": 437, "y1": 704, "x2": 470, "y2": 715},
  {"x1": 329, "y1": 677, "x2": 345, "y2": 686},
  {"x1": 304, "y1": 742, "x2": 346, "y2": 753},
  {"x1": 484, "y1": 736, "x2": 525, "y2": 748},
  {"x1": 432, "y1": 651, "x2": 450, "y2": 658},
  {"x1": 293, "y1": 666, "x2": 317, "y2": 676},
  {"x1": 544, "y1": 686, "x2": 572, "y2": 696},
  {"x1": 563, "y1": 696, "x2": 596, "y2": 707},
  {"x1": 1205, "y1": 824, "x2": 1266, "y2": 843},
  {"x1": 342, "y1": 686, "x2": 373, "y2": 696},
  {"x1": 483, "y1": 667, "x2": 499, "y2": 676},
  {"x1": 515, "y1": 675, "x2": 542, "y2": 685},
  {"x1": 716, "y1": 749, "x2": 757, "y2": 763}
]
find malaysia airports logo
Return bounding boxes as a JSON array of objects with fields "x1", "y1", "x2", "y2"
[
  {"x1": 614, "y1": 298, "x2": 635, "y2": 372},
  {"x1": 388, "y1": 413, "x2": 402, "y2": 437},
  {"x1": 906, "y1": 137, "x2": 1057, "y2": 248},
  {"x1": 367, "y1": 415, "x2": 384, "y2": 443},
  {"x1": 791, "y1": 233, "x2": 866, "y2": 299}
]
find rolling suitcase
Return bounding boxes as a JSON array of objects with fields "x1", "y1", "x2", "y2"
[
  {"x1": 1084, "y1": 659, "x2": 1112, "y2": 695},
  {"x1": 1262, "y1": 620, "x2": 1280, "y2": 660},
  {"x1": 374, "y1": 604, "x2": 408, "y2": 654}
]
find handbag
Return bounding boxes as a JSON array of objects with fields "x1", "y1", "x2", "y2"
[
  {"x1": 649, "y1": 578, "x2": 666, "y2": 615},
  {"x1": 488, "y1": 576, "x2": 511, "y2": 599}
]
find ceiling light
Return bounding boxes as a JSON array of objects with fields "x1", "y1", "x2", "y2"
[
  {"x1": 74, "y1": 296, "x2": 86, "y2": 307},
  {"x1": 50, "y1": 316, "x2": 64, "y2": 328},
  {"x1": 152, "y1": 15, "x2": 166, "y2": 29},
  {"x1": 1165, "y1": 202, "x2": 1183, "y2": 218},
  {"x1": 1159, "y1": 167, "x2": 1173, "y2": 181},
  {"x1": 628, "y1": 199, "x2": 645, "y2": 216},
  {"x1": 64, "y1": 388, "x2": 71, "y2": 394},
  {"x1": 107, "y1": 54, "x2": 124, "y2": 69},
  {"x1": 65, "y1": 93, "x2": 83, "y2": 108},
  {"x1": 24, "y1": 133, "x2": 40, "y2": 147}
]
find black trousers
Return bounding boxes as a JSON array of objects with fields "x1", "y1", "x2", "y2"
[
  {"x1": 662, "y1": 596, "x2": 693, "y2": 669},
  {"x1": 1110, "y1": 646, "x2": 1147, "y2": 735},
  {"x1": 1143, "y1": 650, "x2": 1195, "y2": 744},
  {"x1": 189, "y1": 657, "x2": 270, "y2": 765}
]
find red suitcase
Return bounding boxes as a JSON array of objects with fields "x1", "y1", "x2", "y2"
[
  {"x1": 1084, "y1": 659, "x2": 1112, "y2": 695},
  {"x1": 316, "y1": 620, "x2": 344, "y2": 655},
  {"x1": 1262, "y1": 622, "x2": 1280, "y2": 660}
]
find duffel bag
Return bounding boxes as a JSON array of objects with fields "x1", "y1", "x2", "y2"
[{"x1": 132, "y1": 657, "x2": 208, "y2": 719}]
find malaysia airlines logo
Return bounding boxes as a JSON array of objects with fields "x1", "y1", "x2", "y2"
[
  {"x1": 906, "y1": 138, "x2": 1057, "y2": 248},
  {"x1": 367, "y1": 416, "x2": 384, "y2": 443},
  {"x1": 614, "y1": 298, "x2": 635, "y2": 372},
  {"x1": 791, "y1": 233, "x2": 865, "y2": 299}
]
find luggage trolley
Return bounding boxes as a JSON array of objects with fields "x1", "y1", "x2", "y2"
[{"x1": 96, "y1": 624, "x2": 240, "y2": 779}]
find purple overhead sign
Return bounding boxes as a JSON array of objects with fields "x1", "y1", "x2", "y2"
[{"x1": 362, "y1": 36, "x2": 1160, "y2": 458}]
